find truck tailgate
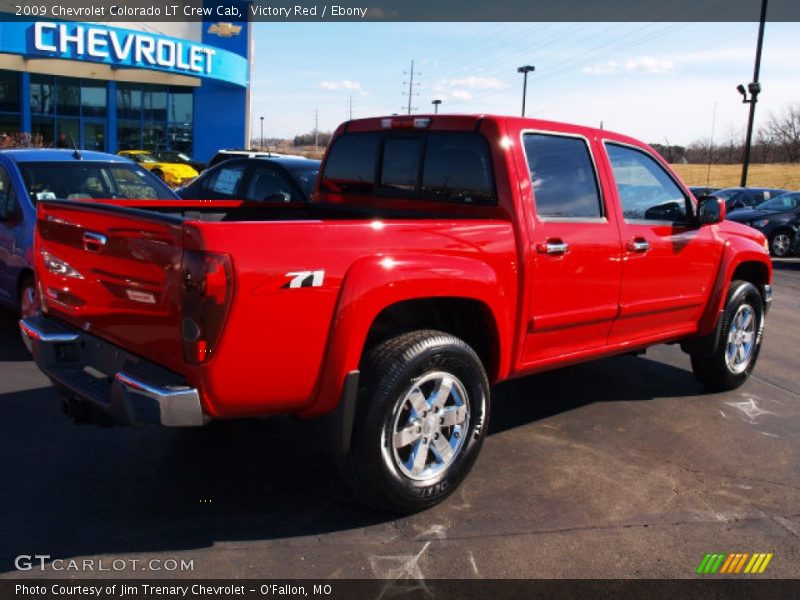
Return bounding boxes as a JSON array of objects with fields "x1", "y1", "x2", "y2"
[{"x1": 35, "y1": 201, "x2": 187, "y2": 374}]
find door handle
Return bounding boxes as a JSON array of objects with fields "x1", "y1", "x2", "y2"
[
  {"x1": 627, "y1": 238, "x2": 651, "y2": 253},
  {"x1": 536, "y1": 239, "x2": 570, "y2": 256}
]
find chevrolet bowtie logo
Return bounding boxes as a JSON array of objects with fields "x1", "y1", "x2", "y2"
[{"x1": 208, "y1": 22, "x2": 242, "y2": 37}]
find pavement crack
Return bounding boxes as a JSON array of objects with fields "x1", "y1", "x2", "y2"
[{"x1": 750, "y1": 374, "x2": 800, "y2": 399}]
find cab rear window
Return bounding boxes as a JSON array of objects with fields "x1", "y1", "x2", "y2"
[{"x1": 321, "y1": 131, "x2": 496, "y2": 205}]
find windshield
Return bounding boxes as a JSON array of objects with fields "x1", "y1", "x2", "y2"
[
  {"x1": 19, "y1": 162, "x2": 178, "y2": 201},
  {"x1": 756, "y1": 194, "x2": 799, "y2": 211},
  {"x1": 287, "y1": 166, "x2": 320, "y2": 199},
  {"x1": 133, "y1": 153, "x2": 157, "y2": 163}
]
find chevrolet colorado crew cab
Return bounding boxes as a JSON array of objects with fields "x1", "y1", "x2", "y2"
[{"x1": 22, "y1": 115, "x2": 772, "y2": 513}]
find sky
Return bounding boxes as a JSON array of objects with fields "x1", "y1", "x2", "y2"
[{"x1": 248, "y1": 21, "x2": 798, "y2": 146}]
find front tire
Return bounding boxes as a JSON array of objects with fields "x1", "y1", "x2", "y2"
[
  {"x1": 690, "y1": 280, "x2": 764, "y2": 391},
  {"x1": 341, "y1": 330, "x2": 490, "y2": 514}
]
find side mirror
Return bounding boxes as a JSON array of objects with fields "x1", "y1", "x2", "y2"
[{"x1": 697, "y1": 196, "x2": 725, "y2": 225}]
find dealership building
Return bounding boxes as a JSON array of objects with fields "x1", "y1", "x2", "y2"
[{"x1": 0, "y1": 12, "x2": 251, "y2": 161}]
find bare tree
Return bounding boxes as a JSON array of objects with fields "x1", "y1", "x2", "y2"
[{"x1": 760, "y1": 103, "x2": 800, "y2": 162}]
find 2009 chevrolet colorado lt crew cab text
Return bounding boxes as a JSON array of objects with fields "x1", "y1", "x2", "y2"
[{"x1": 22, "y1": 115, "x2": 772, "y2": 513}]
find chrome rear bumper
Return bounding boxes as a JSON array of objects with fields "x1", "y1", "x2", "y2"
[{"x1": 20, "y1": 316, "x2": 205, "y2": 427}]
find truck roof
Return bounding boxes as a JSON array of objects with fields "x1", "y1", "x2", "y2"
[{"x1": 338, "y1": 114, "x2": 639, "y2": 145}]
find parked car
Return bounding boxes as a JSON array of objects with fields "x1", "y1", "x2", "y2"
[
  {"x1": 727, "y1": 192, "x2": 800, "y2": 257},
  {"x1": 206, "y1": 149, "x2": 299, "y2": 170},
  {"x1": 689, "y1": 186, "x2": 720, "y2": 198},
  {"x1": 117, "y1": 150, "x2": 199, "y2": 187},
  {"x1": 0, "y1": 149, "x2": 177, "y2": 322},
  {"x1": 177, "y1": 156, "x2": 320, "y2": 203},
  {"x1": 149, "y1": 150, "x2": 205, "y2": 174},
  {"x1": 23, "y1": 115, "x2": 772, "y2": 513},
  {"x1": 712, "y1": 187, "x2": 787, "y2": 211}
]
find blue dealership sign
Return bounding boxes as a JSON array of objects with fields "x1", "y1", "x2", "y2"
[{"x1": 0, "y1": 20, "x2": 248, "y2": 87}]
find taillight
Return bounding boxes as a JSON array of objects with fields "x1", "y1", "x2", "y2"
[{"x1": 181, "y1": 250, "x2": 234, "y2": 365}]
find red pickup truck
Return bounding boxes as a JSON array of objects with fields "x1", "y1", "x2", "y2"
[{"x1": 22, "y1": 115, "x2": 772, "y2": 513}]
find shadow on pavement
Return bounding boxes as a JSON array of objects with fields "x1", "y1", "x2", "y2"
[
  {"x1": 0, "y1": 341, "x2": 708, "y2": 572},
  {"x1": 772, "y1": 258, "x2": 800, "y2": 272},
  {"x1": 0, "y1": 308, "x2": 29, "y2": 362}
]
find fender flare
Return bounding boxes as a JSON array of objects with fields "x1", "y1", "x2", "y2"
[
  {"x1": 301, "y1": 253, "x2": 514, "y2": 417},
  {"x1": 689, "y1": 239, "x2": 771, "y2": 352}
]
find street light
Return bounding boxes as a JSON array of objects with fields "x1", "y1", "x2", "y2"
[
  {"x1": 517, "y1": 65, "x2": 535, "y2": 117},
  {"x1": 432, "y1": 99, "x2": 442, "y2": 114},
  {"x1": 260, "y1": 116, "x2": 264, "y2": 151},
  {"x1": 738, "y1": 0, "x2": 768, "y2": 187}
]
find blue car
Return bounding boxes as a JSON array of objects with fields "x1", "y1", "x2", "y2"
[{"x1": 0, "y1": 149, "x2": 177, "y2": 320}]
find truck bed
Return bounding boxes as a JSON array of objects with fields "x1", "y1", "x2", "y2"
[{"x1": 33, "y1": 198, "x2": 519, "y2": 419}]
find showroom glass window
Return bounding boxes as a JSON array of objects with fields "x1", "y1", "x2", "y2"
[
  {"x1": 0, "y1": 70, "x2": 21, "y2": 141},
  {"x1": 30, "y1": 75, "x2": 108, "y2": 151},
  {"x1": 116, "y1": 84, "x2": 193, "y2": 155}
]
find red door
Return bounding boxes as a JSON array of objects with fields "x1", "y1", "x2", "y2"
[
  {"x1": 517, "y1": 130, "x2": 623, "y2": 366},
  {"x1": 601, "y1": 142, "x2": 721, "y2": 344}
]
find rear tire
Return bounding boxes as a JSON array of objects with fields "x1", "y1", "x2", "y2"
[
  {"x1": 341, "y1": 330, "x2": 490, "y2": 514},
  {"x1": 690, "y1": 280, "x2": 764, "y2": 391}
]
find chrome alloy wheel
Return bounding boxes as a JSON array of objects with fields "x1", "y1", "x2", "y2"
[
  {"x1": 725, "y1": 304, "x2": 757, "y2": 374},
  {"x1": 384, "y1": 371, "x2": 470, "y2": 481},
  {"x1": 771, "y1": 232, "x2": 792, "y2": 257}
]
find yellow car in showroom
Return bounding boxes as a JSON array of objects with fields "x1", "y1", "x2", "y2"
[{"x1": 117, "y1": 150, "x2": 199, "y2": 188}]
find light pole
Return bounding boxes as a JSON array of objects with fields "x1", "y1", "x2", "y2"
[
  {"x1": 260, "y1": 116, "x2": 264, "y2": 151},
  {"x1": 738, "y1": 0, "x2": 768, "y2": 187},
  {"x1": 517, "y1": 65, "x2": 535, "y2": 117},
  {"x1": 432, "y1": 99, "x2": 442, "y2": 114}
]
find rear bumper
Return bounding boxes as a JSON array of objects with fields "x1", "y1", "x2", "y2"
[{"x1": 20, "y1": 315, "x2": 205, "y2": 427}]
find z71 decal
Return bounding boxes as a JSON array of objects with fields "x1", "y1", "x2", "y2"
[{"x1": 284, "y1": 270, "x2": 325, "y2": 289}]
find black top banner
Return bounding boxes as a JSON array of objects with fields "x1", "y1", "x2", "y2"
[{"x1": 0, "y1": 0, "x2": 798, "y2": 22}]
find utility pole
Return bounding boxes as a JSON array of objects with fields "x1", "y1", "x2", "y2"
[
  {"x1": 314, "y1": 109, "x2": 319, "y2": 155},
  {"x1": 517, "y1": 65, "x2": 535, "y2": 117},
  {"x1": 707, "y1": 101, "x2": 717, "y2": 187},
  {"x1": 738, "y1": 0, "x2": 768, "y2": 187},
  {"x1": 259, "y1": 116, "x2": 264, "y2": 151},
  {"x1": 349, "y1": 95, "x2": 353, "y2": 120},
  {"x1": 432, "y1": 99, "x2": 442, "y2": 114},
  {"x1": 402, "y1": 60, "x2": 420, "y2": 115}
]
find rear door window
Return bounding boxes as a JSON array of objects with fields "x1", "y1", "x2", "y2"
[{"x1": 523, "y1": 133, "x2": 603, "y2": 219}]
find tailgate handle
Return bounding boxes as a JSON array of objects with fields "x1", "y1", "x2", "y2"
[{"x1": 83, "y1": 231, "x2": 107, "y2": 253}]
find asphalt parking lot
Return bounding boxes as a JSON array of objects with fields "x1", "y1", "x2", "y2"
[{"x1": 1, "y1": 260, "x2": 798, "y2": 581}]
